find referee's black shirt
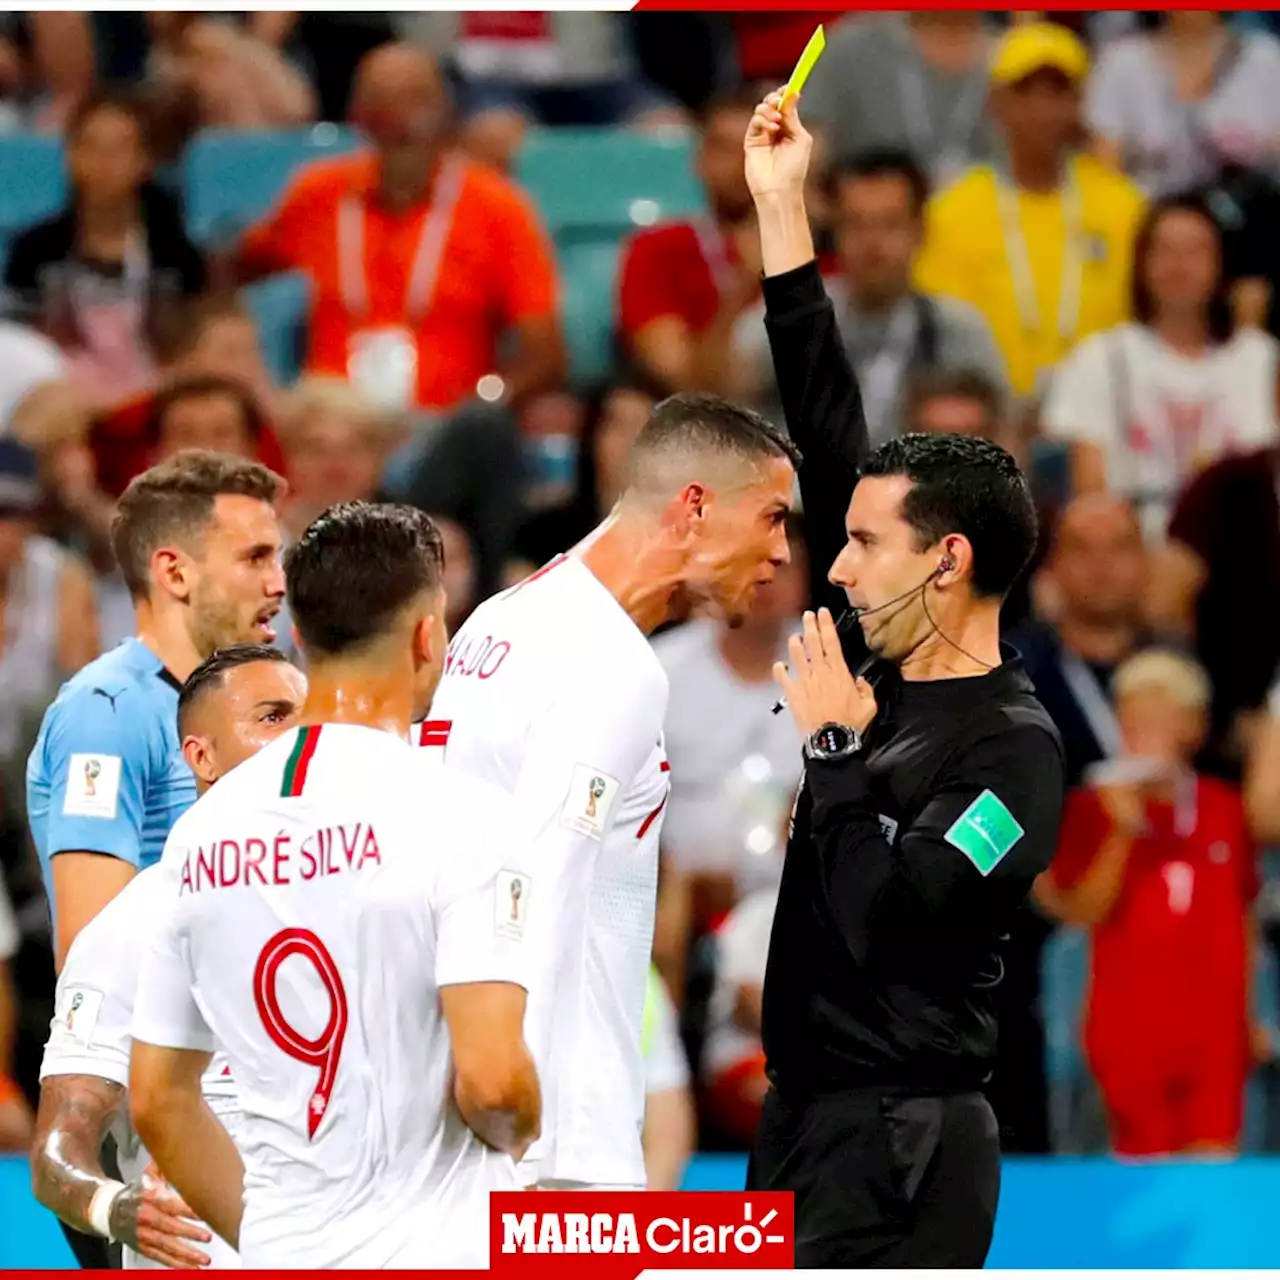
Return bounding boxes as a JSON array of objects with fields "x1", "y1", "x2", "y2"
[{"x1": 758, "y1": 260, "x2": 1066, "y2": 1101}]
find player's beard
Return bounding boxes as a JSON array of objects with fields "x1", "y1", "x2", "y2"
[{"x1": 189, "y1": 583, "x2": 262, "y2": 659}]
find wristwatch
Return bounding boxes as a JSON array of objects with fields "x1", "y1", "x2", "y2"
[{"x1": 804, "y1": 722, "x2": 862, "y2": 761}]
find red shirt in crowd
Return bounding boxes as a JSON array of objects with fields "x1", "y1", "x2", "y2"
[{"x1": 1052, "y1": 777, "x2": 1257, "y2": 1061}]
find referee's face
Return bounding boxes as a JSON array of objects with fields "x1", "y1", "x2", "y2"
[{"x1": 832, "y1": 475, "x2": 944, "y2": 661}]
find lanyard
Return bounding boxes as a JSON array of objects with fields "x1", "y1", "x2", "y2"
[
  {"x1": 995, "y1": 159, "x2": 1085, "y2": 347},
  {"x1": 897, "y1": 57, "x2": 989, "y2": 183},
  {"x1": 1058, "y1": 651, "x2": 1123, "y2": 760},
  {"x1": 337, "y1": 156, "x2": 465, "y2": 323},
  {"x1": 852, "y1": 298, "x2": 919, "y2": 440}
]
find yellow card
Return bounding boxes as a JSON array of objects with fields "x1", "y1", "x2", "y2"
[{"x1": 784, "y1": 25, "x2": 826, "y2": 103}]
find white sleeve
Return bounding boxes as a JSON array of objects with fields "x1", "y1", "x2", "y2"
[
  {"x1": 0, "y1": 877, "x2": 17, "y2": 962},
  {"x1": 1041, "y1": 332, "x2": 1117, "y2": 449},
  {"x1": 435, "y1": 785, "x2": 534, "y2": 990},
  {"x1": 645, "y1": 974, "x2": 690, "y2": 1096},
  {"x1": 39, "y1": 911, "x2": 140, "y2": 1087},
  {"x1": 131, "y1": 907, "x2": 215, "y2": 1054},
  {"x1": 1084, "y1": 41, "x2": 1136, "y2": 142}
]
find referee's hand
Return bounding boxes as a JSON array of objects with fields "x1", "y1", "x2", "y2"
[
  {"x1": 744, "y1": 87, "x2": 813, "y2": 201},
  {"x1": 774, "y1": 609, "x2": 878, "y2": 737}
]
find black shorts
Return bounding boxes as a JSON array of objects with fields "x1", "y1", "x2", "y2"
[{"x1": 746, "y1": 1086, "x2": 1001, "y2": 1269}]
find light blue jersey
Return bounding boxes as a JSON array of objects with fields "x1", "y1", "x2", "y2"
[{"x1": 27, "y1": 638, "x2": 197, "y2": 904}]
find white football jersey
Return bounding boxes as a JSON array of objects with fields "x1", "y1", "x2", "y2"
[
  {"x1": 424, "y1": 553, "x2": 670, "y2": 1188},
  {"x1": 133, "y1": 724, "x2": 533, "y2": 1270},
  {"x1": 40, "y1": 866, "x2": 241, "y2": 1270}
]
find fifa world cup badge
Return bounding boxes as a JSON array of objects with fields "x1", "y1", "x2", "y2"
[
  {"x1": 509, "y1": 877, "x2": 523, "y2": 923},
  {"x1": 67, "y1": 990, "x2": 84, "y2": 1032},
  {"x1": 586, "y1": 775, "x2": 607, "y2": 819},
  {"x1": 84, "y1": 759, "x2": 101, "y2": 797}
]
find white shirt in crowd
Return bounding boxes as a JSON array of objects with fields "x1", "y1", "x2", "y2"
[
  {"x1": 39, "y1": 867, "x2": 241, "y2": 1270},
  {"x1": 703, "y1": 887, "x2": 777, "y2": 1082},
  {"x1": 0, "y1": 876, "x2": 17, "y2": 964},
  {"x1": 1043, "y1": 322, "x2": 1280, "y2": 539},
  {"x1": 654, "y1": 619, "x2": 800, "y2": 893},
  {"x1": 426, "y1": 553, "x2": 670, "y2": 1190},
  {"x1": 1087, "y1": 30, "x2": 1280, "y2": 196},
  {"x1": 0, "y1": 320, "x2": 66, "y2": 435},
  {"x1": 133, "y1": 725, "x2": 531, "y2": 1270}
]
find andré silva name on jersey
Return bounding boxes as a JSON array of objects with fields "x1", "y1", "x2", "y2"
[{"x1": 177, "y1": 823, "x2": 383, "y2": 895}]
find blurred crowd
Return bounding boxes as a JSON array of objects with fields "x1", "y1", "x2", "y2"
[{"x1": 4, "y1": 9, "x2": 1280, "y2": 1175}]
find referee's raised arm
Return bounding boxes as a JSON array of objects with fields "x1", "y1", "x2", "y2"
[{"x1": 745, "y1": 90, "x2": 868, "y2": 626}]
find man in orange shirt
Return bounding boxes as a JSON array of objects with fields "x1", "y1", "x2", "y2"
[{"x1": 232, "y1": 42, "x2": 564, "y2": 416}]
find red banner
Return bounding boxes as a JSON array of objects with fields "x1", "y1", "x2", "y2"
[{"x1": 489, "y1": 1192, "x2": 795, "y2": 1276}]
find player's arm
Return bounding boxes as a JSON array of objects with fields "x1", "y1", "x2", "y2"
[
  {"x1": 130, "y1": 912, "x2": 244, "y2": 1249},
  {"x1": 436, "y1": 789, "x2": 541, "y2": 1160},
  {"x1": 36, "y1": 908, "x2": 212, "y2": 1267},
  {"x1": 41, "y1": 692, "x2": 152, "y2": 968},
  {"x1": 33, "y1": 1075, "x2": 214, "y2": 1268},
  {"x1": 809, "y1": 723, "x2": 1065, "y2": 964},
  {"x1": 747, "y1": 90, "x2": 868, "y2": 625}
]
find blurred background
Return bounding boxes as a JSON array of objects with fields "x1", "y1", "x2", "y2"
[{"x1": 5, "y1": 7, "x2": 1280, "y2": 1267}]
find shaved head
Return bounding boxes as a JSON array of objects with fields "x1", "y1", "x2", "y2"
[
  {"x1": 350, "y1": 42, "x2": 446, "y2": 149},
  {"x1": 623, "y1": 392, "x2": 801, "y2": 506}
]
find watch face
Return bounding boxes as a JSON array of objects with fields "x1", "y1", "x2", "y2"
[{"x1": 814, "y1": 725, "x2": 851, "y2": 755}]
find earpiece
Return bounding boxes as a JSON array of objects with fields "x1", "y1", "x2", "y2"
[{"x1": 938, "y1": 557, "x2": 955, "y2": 575}]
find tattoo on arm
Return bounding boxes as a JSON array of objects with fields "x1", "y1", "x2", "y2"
[{"x1": 31, "y1": 1074, "x2": 124, "y2": 1235}]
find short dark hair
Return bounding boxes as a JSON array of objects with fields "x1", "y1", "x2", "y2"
[
  {"x1": 148, "y1": 374, "x2": 264, "y2": 445},
  {"x1": 902, "y1": 368, "x2": 1003, "y2": 435},
  {"x1": 177, "y1": 644, "x2": 290, "y2": 739},
  {"x1": 626, "y1": 392, "x2": 802, "y2": 492},
  {"x1": 111, "y1": 450, "x2": 285, "y2": 599},
  {"x1": 1132, "y1": 193, "x2": 1232, "y2": 343},
  {"x1": 285, "y1": 502, "x2": 445, "y2": 659},
  {"x1": 828, "y1": 148, "x2": 930, "y2": 216},
  {"x1": 860, "y1": 434, "x2": 1038, "y2": 599}
]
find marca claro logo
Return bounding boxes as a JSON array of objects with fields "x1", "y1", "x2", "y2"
[{"x1": 490, "y1": 1192, "x2": 794, "y2": 1273}]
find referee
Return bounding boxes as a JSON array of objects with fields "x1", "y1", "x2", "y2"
[{"x1": 743, "y1": 93, "x2": 1066, "y2": 1267}]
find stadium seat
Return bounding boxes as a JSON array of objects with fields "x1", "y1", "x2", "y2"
[
  {"x1": 0, "y1": 135, "x2": 65, "y2": 254},
  {"x1": 516, "y1": 128, "x2": 705, "y2": 240},
  {"x1": 183, "y1": 125, "x2": 360, "y2": 247},
  {"x1": 242, "y1": 274, "x2": 310, "y2": 387},
  {"x1": 558, "y1": 239, "x2": 623, "y2": 388}
]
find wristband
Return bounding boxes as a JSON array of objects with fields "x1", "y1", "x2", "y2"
[{"x1": 87, "y1": 1180, "x2": 127, "y2": 1241}]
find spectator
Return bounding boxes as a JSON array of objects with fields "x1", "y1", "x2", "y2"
[
  {"x1": 434, "y1": 514, "x2": 478, "y2": 637},
  {"x1": 1043, "y1": 194, "x2": 1279, "y2": 540},
  {"x1": 0, "y1": 438, "x2": 99, "y2": 805},
  {"x1": 3, "y1": 93, "x2": 206, "y2": 410},
  {"x1": 618, "y1": 87, "x2": 764, "y2": 397},
  {"x1": 1036, "y1": 648, "x2": 1265, "y2": 1157},
  {"x1": 737, "y1": 151, "x2": 1007, "y2": 442},
  {"x1": 653, "y1": 519, "x2": 806, "y2": 932},
  {"x1": 148, "y1": 375, "x2": 262, "y2": 462},
  {"x1": 508, "y1": 377, "x2": 659, "y2": 579},
  {"x1": 0, "y1": 320, "x2": 68, "y2": 437},
  {"x1": 1088, "y1": 12, "x2": 1280, "y2": 198},
  {"x1": 403, "y1": 13, "x2": 686, "y2": 174},
  {"x1": 1014, "y1": 494, "x2": 1153, "y2": 787},
  {"x1": 800, "y1": 13, "x2": 1001, "y2": 189},
  {"x1": 914, "y1": 23, "x2": 1146, "y2": 399},
  {"x1": 1244, "y1": 667, "x2": 1280, "y2": 844},
  {"x1": 0, "y1": 875, "x2": 33, "y2": 1152},
  {"x1": 702, "y1": 883, "x2": 776, "y2": 1147},
  {"x1": 642, "y1": 965, "x2": 695, "y2": 1191},
  {"x1": 230, "y1": 42, "x2": 564, "y2": 416},
  {"x1": 1149, "y1": 447, "x2": 1280, "y2": 777},
  {"x1": 91, "y1": 297, "x2": 287, "y2": 501},
  {"x1": 903, "y1": 366, "x2": 1003, "y2": 438}
]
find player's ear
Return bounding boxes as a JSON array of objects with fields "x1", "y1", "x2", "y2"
[
  {"x1": 673, "y1": 481, "x2": 709, "y2": 536},
  {"x1": 411, "y1": 611, "x2": 436, "y2": 667},
  {"x1": 152, "y1": 545, "x2": 193, "y2": 602},
  {"x1": 181, "y1": 733, "x2": 218, "y2": 789}
]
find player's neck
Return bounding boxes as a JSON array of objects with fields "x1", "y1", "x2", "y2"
[
  {"x1": 578, "y1": 513, "x2": 683, "y2": 636},
  {"x1": 134, "y1": 600, "x2": 206, "y2": 685},
  {"x1": 899, "y1": 601, "x2": 1002, "y2": 681},
  {"x1": 298, "y1": 663, "x2": 415, "y2": 739}
]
